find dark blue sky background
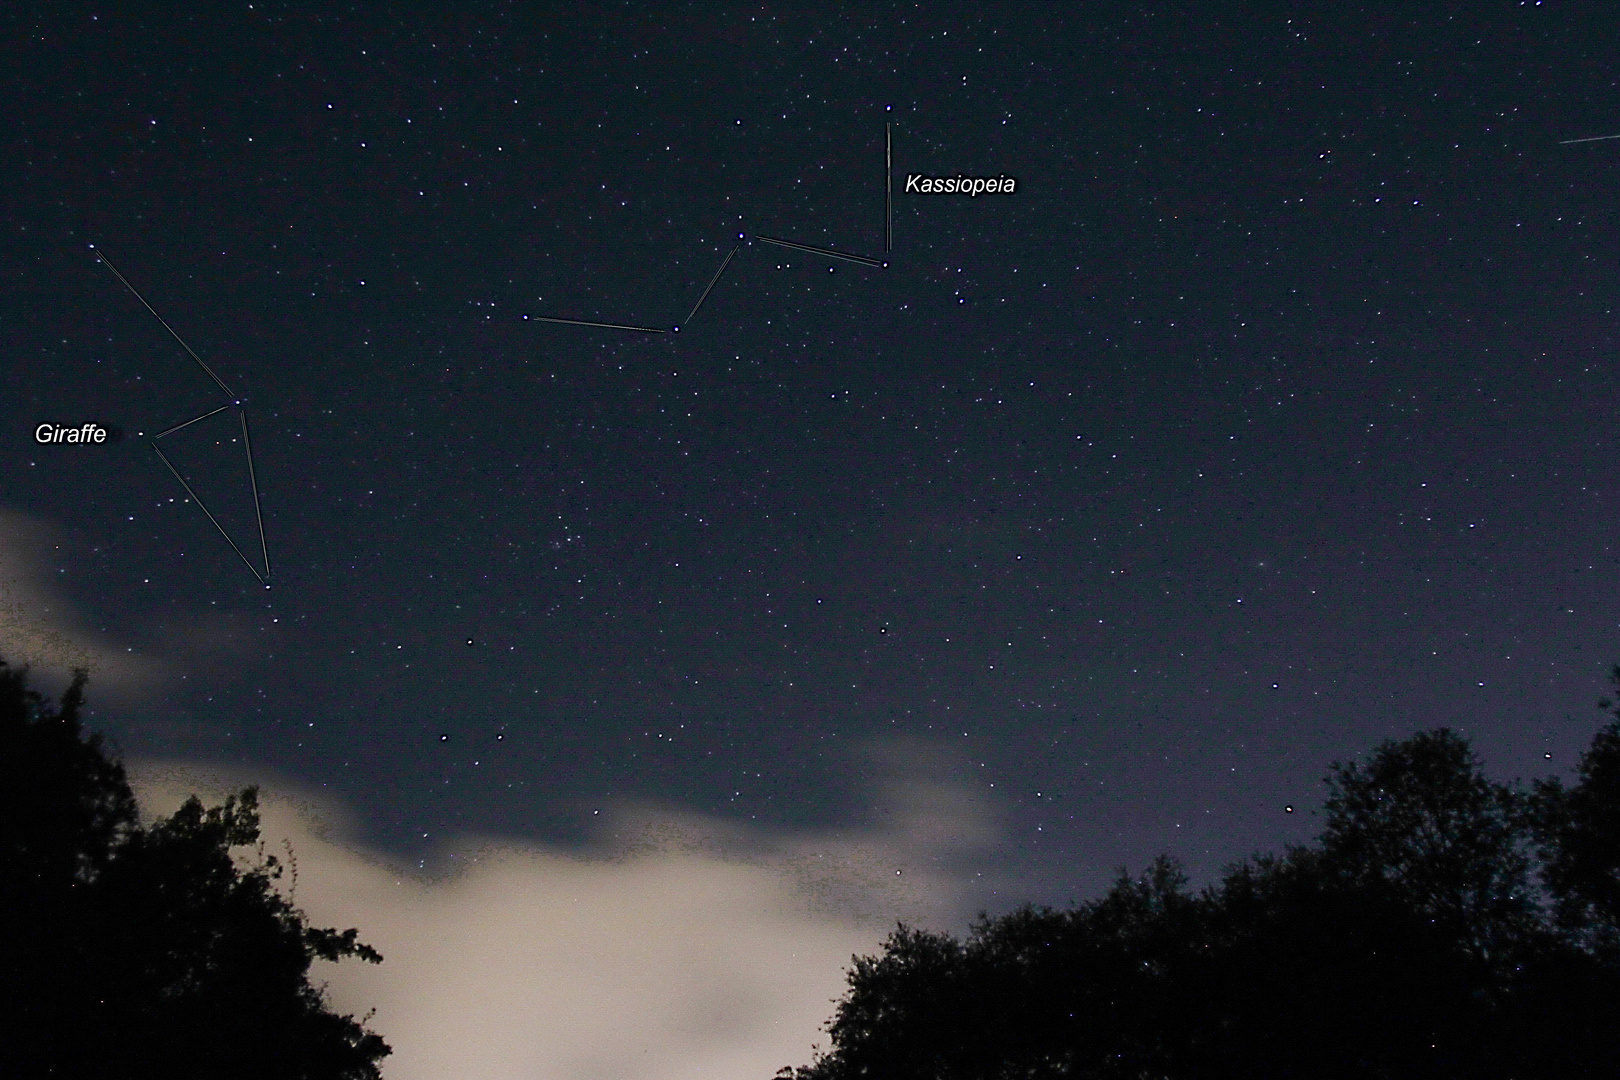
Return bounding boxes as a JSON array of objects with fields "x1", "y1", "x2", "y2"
[{"x1": 4, "y1": 3, "x2": 1619, "y2": 908}]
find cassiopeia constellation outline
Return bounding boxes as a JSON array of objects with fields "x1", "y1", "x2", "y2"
[{"x1": 527, "y1": 123, "x2": 902, "y2": 337}]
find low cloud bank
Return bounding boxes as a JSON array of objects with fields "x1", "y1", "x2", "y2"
[
  {"x1": 0, "y1": 508, "x2": 167, "y2": 699},
  {"x1": 133, "y1": 739, "x2": 1003, "y2": 1080}
]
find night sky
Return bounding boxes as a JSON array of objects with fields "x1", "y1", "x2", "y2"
[{"x1": 4, "y1": 3, "x2": 1620, "y2": 1071}]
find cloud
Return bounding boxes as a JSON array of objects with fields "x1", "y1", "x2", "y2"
[
  {"x1": 130, "y1": 739, "x2": 1003, "y2": 1080},
  {"x1": 0, "y1": 508, "x2": 166, "y2": 699}
]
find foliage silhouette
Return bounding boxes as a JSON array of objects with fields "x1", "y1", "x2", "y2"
[
  {"x1": 1533, "y1": 665, "x2": 1620, "y2": 957},
  {"x1": 1318, "y1": 727, "x2": 1542, "y2": 968},
  {"x1": 781, "y1": 706, "x2": 1620, "y2": 1079},
  {"x1": 0, "y1": 656, "x2": 389, "y2": 1079}
]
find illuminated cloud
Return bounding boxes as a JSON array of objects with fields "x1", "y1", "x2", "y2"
[
  {"x1": 131, "y1": 739, "x2": 1003, "y2": 1080},
  {"x1": 0, "y1": 508, "x2": 166, "y2": 699}
]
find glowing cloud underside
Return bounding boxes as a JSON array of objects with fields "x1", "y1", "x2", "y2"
[{"x1": 131, "y1": 741, "x2": 1001, "y2": 1080}]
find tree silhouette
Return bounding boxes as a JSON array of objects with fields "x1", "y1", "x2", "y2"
[
  {"x1": 1534, "y1": 666, "x2": 1620, "y2": 957},
  {"x1": 1318, "y1": 727, "x2": 1541, "y2": 968},
  {"x1": 0, "y1": 656, "x2": 389, "y2": 1079},
  {"x1": 781, "y1": 857, "x2": 1211, "y2": 1080},
  {"x1": 782, "y1": 714, "x2": 1620, "y2": 1079}
]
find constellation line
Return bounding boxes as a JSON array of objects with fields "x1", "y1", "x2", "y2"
[
  {"x1": 683, "y1": 244, "x2": 740, "y2": 327},
  {"x1": 95, "y1": 246, "x2": 272, "y2": 587},
  {"x1": 753, "y1": 234, "x2": 885, "y2": 267},
  {"x1": 529, "y1": 315, "x2": 667, "y2": 333},
  {"x1": 151, "y1": 440, "x2": 268, "y2": 585},
  {"x1": 93, "y1": 247, "x2": 237, "y2": 399},
  {"x1": 240, "y1": 407, "x2": 271, "y2": 583},
  {"x1": 153, "y1": 402, "x2": 233, "y2": 440},
  {"x1": 531, "y1": 125, "x2": 892, "y2": 337}
]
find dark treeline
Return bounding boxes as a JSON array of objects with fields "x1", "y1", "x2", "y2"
[
  {"x1": 781, "y1": 673, "x2": 1620, "y2": 1079},
  {"x1": 11, "y1": 649, "x2": 1620, "y2": 1078},
  {"x1": 0, "y1": 657, "x2": 389, "y2": 1079}
]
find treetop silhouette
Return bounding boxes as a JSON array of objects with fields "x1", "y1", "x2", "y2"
[
  {"x1": 0, "y1": 656, "x2": 390, "y2": 1079},
  {"x1": 781, "y1": 677, "x2": 1620, "y2": 1080}
]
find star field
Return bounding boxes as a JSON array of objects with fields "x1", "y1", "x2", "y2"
[{"x1": 3, "y1": 3, "x2": 1619, "y2": 908}]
